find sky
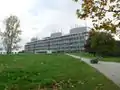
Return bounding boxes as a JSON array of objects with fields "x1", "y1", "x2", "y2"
[
  {"x1": 0, "y1": 0, "x2": 119, "y2": 50},
  {"x1": 0, "y1": 0, "x2": 93, "y2": 50}
]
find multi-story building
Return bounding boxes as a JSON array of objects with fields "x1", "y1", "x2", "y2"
[{"x1": 24, "y1": 27, "x2": 88, "y2": 53}]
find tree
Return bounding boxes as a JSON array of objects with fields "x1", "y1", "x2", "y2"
[
  {"x1": 74, "y1": 0, "x2": 120, "y2": 34},
  {"x1": 84, "y1": 30, "x2": 116, "y2": 56},
  {"x1": 0, "y1": 15, "x2": 21, "y2": 54},
  {"x1": 84, "y1": 30, "x2": 96, "y2": 54}
]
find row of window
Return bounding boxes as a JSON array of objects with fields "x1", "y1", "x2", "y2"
[
  {"x1": 26, "y1": 40, "x2": 85, "y2": 47},
  {"x1": 26, "y1": 34, "x2": 86, "y2": 46},
  {"x1": 25, "y1": 33, "x2": 87, "y2": 52},
  {"x1": 26, "y1": 45, "x2": 84, "y2": 51}
]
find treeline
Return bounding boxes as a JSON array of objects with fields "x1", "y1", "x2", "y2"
[{"x1": 84, "y1": 30, "x2": 120, "y2": 57}]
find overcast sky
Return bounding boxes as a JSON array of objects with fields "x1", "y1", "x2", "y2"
[{"x1": 0, "y1": 0, "x2": 94, "y2": 50}]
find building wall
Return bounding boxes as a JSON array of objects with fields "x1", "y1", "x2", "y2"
[{"x1": 24, "y1": 27, "x2": 88, "y2": 53}]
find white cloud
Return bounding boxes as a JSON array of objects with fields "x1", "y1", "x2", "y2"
[{"x1": 0, "y1": 0, "x2": 91, "y2": 50}]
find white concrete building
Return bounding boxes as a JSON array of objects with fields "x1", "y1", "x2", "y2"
[{"x1": 24, "y1": 27, "x2": 88, "y2": 53}]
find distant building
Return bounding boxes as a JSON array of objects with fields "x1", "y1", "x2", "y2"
[{"x1": 24, "y1": 27, "x2": 88, "y2": 53}]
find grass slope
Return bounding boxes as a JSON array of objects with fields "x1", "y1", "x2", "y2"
[
  {"x1": 0, "y1": 54, "x2": 119, "y2": 90},
  {"x1": 72, "y1": 52, "x2": 95, "y2": 59},
  {"x1": 102, "y1": 57, "x2": 120, "y2": 62},
  {"x1": 73, "y1": 52, "x2": 120, "y2": 63}
]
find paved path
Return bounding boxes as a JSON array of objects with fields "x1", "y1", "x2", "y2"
[{"x1": 66, "y1": 54, "x2": 120, "y2": 87}]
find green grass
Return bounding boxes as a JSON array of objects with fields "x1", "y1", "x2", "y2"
[
  {"x1": 0, "y1": 54, "x2": 119, "y2": 90},
  {"x1": 72, "y1": 52, "x2": 95, "y2": 59},
  {"x1": 72, "y1": 52, "x2": 120, "y2": 63},
  {"x1": 102, "y1": 57, "x2": 120, "y2": 62}
]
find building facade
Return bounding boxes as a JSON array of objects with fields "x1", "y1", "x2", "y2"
[{"x1": 25, "y1": 27, "x2": 88, "y2": 53}]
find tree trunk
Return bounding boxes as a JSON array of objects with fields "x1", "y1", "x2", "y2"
[{"x1": 7, "y1": 45, "x2": 12, "y2": 54}]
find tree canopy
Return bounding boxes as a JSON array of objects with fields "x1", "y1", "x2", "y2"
[
  {"x1": 74, "y1": 0, "x2": 120, "y2": 34},
  {"x1": 84, "y1": 31, "x2": 116, "y2": 55}
]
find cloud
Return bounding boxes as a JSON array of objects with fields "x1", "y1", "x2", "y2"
[
  {"x1": 0, "y1": 0, "x2": 91, "y2": 50},
  {"x1": 0, "y1": 0, "x2": 35, "y2": 48}
]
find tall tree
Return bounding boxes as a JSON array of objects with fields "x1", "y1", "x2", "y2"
[
  {"x1": 74, "y1": 0, "x2": 120, "y2": 35},
  {"x1": 84, "y1": 31, "x2": 116, "y2": 55},
  {"x1": 84, "y1": 30, "x2": 96, "y2": 54},
  {"x1": 0, "y1": 15, "x2": 21, "y2": 54}
]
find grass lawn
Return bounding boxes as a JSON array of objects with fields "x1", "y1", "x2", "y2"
[
  {"x1": 102, "y1": 57, "x2": 120, "y2": 62},
  {"x1": 0, "y1": 54, "x2": 119, "y2": 90},
  {"x1": 72, "y1": 52, "x2": 95, "y2": 59},
  {"x1": 72, "y1": 52, "x2": 120, "y2": 63}
]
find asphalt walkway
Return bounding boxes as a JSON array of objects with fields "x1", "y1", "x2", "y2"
[{"x1": 66, "y1": 54, "x2": 120, "y2": 87}]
